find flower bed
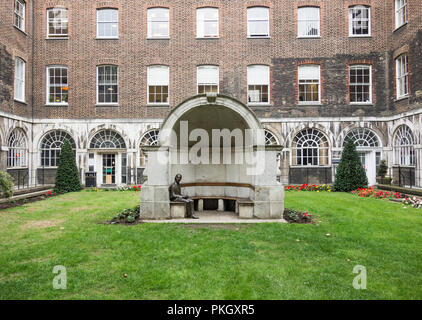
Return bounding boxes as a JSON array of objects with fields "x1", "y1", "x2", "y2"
[
  {"x1": 351, "y1": 187, "x2": 405, "y2": 200},
  {"x1": 403, "y1": 196, "x2": 422, "y2": 209},
  {"x1": 285, "y1": 184, "x2": 332, "y2": 192},
  {"x1": 283, "y1": 209, "x2": 314, "y2": 224}
]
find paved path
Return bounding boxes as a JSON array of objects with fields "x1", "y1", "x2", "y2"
[{"x1": 142, "y1": 211, "x2": 287, "y2": 224}]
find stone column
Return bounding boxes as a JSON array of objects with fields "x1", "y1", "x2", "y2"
[
  {"x1": 139, "y1": 146, "x2": 170, "y2": 219},
  {"x1": 218, "y1": 199, "x2": 224, "y2": 211},
  {"x1": 252, "y1": 145, "x2": 285, "y2": 219},
  {"x1": 198, "y1": 199, "x2": 204, "y2": 211},
  {"x1": 0, "y1": 147, "x2": 7, "y2": 172}
]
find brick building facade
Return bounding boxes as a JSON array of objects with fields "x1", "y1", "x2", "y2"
[{"x1": 0, "y1": 0, "x2": 421, "y2": 188}]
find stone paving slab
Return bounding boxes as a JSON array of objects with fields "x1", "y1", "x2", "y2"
[{"x1": 142, "y1": 211, "x2": 287, "y2": 224}]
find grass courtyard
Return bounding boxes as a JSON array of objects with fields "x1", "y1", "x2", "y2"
[{"x1": 0, "y1": 190, "x2": 421, "y2": 300}]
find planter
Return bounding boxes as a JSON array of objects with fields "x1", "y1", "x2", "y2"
[{"x1": 377, "y1": 177, "x2": 392, "y2": 185}]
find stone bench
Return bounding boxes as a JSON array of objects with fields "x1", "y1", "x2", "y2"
[
  {"x1": 191, "y1": 196, "x2": 254, "y2": 218},
  {"x1": 170, "y1": 202, "x2": 186, "y2": 219},
  {"x1": 170, "y1": 196, "x2": 255, "y2": 218}
]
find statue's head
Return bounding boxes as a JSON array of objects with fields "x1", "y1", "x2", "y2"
[{"x1": 175, "y1": 174, "x2": 182, "y2": 183}]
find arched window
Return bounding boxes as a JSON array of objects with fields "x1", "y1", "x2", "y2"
[
  {"x1": 264, "y1": 129, "x2": 279, "y2": 145},
  {"x1": 292, "y1": 128, "x2": 329, "y2": 166},
  {"x1": 344, "y1": 128, "x2": 380, "y2": 148},
  {"x1": 140, "y1": 129, "x2": 159, "y2": 167},
  {"x1": 40, "y1": 130, "x2": 76, "y2": 167},
  {"x1": 7, "y1": 128, "x2": 27, "y2": 167},
  {"x1": 89, "y1": 130, "x2": 126, "y2": 149},
  {"x1": 393, "y1": 125, "x2": 415, "y2": 166}
]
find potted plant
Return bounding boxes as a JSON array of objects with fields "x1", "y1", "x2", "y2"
[{"x1": 376, "y1": 160, "x2": 392, "y2": 185}]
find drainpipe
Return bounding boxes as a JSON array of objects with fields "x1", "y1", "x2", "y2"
[{"x1": 30, "y1": 0, "x2": 35, "y2": 186}]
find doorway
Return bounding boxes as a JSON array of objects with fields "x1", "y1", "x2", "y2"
[
  {"x1": 102, "y1": 154, "x2": 116, "y2": 184},
  {"x1": 358, "y1": 151, "x2": 376, "y2": 186}
]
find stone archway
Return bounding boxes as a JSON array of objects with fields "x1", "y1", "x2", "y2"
[{"x1": 140, "y1": 94, "x2": 284, "y2": 220}]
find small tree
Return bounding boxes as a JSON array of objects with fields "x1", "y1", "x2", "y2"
[
  {"x1": 377, "y1": 160, "x2": 388, "y2": 178},
  {"x1": 334, "y1": 139, "x2": 368, "y2": 192},
  {"x1": 54, "y1": 140, "x2": 83, "y2": 194},
  {"x1": 0, "y1": 171, "x2": 14, "y2": 198}
]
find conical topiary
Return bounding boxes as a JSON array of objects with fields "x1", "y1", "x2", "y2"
[
  {"x1": 334, "y1": 139, "x2": 368, "y2": 192},
  {"x1": 54, "y1": 139, "x2": 83, "y2": 194}
]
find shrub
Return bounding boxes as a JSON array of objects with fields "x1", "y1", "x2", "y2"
[
  {"x1": 377, "y1": 160, "x2": 388, "y2": 178},
  {"x1": 54, "y1": 140, "x2": 83, "y2": 194},
  {"x1": 0, "y1": 171, "x2": 14, "y2": 198},
  {"x1": 334, "y1": 139, "x2": 368, "y2": 192},
  {"x1": 111, "y1": 205, "x2": 140, "y2": 224}
]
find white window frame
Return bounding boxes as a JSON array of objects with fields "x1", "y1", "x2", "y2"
[
  {"x1": 147, "y1": 65, "x2": 170, "y2": 105},
  {"x1": 97, "y1": 65, "x2": 119, "y2": 105},
  {"x1": 291, "y1": 128, "x2": 330, "y2": 167},
  {"x1": 14, "y1": 0, "x2": 25, "y2": 32},
  {"x1": 47, "y1": 7, "x2": 69, "y2": 38},
  {"x1": 97, "y1": 8, "x2": 119, "y2": 39},
  {"x1": 395, "y1": 0, "x2": 407, "y2": 29},
  {"x1": 197, "y1": 65, "x2": 219, "y2": 94},
  {"x1": 349, "y1": 65, "x2": 372, "y2": 104},
  {"x1": 297, "y1": 6, "x2": 320, "y2": 38},
  {"x1": 40, "y1": 130, "x2": 76, "y2": 167},
  {"x1": 7, "y1": 129, "x2": 28, "y2": 168},
  {"x1": 147, "y1": 7, "x2": 170, "y2": 39},
  {"x1": 140, "y1": 129, "x2": 160, "y2": 167},
  {"x1": 348, "y1": 5, "x2": 371, "y2": 37},
  {"x1": 197, "y1": 7, "x2": 219, "y2": 38},
  {"x1": 247, "y1": 7, "x2": 270, "y2": 38},
  {"x1": 298, "y1": 65, "x2": 321, "y2": 104},
  {"x1": 396, "y1": 54, "x2": 409, "y2": 99},
  {"x1": 393, "y1": 125, "x2": 415, "y2": 166},
  {"x1": 46, "y1": 65, "x2": 68, "y2": 106},
  {"x1": 14, "y1": 57, "x2": 26, "y2": 103},
  {"x1": 247, "y1": 65, "x2": 270, "y2": 105}
]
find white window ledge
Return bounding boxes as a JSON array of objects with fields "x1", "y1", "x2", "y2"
[
  {"x1": 393, "y1": 22, "x2": 408, "y2": 33},
  {"x1": 46, "y1": 37, "x2": 69, "y2": 40},
  {"x1": 348, "y1": 35, "x2": 372, "y2": 38},
  {"x1": 395, "y1": 95, "x2": 409, "y2": 102},
  {"x1": 298, "y1": 102, "x2": 322, "y2": 106},
  {"x1": 95, "y1": 37, "x2": 119, "y2": 40},
  {"x1": 297, "y1": 36, "x2": 321, "y2": 39},
  {"x1": 248, "y1": 103, "x2": 271, "y2": 107},
  {"x1": 95, "y1": 104, "x2": 119, "y2": 107},
  {"x1": 147, "y1": 103, "x2": 170, "y2": 107},
  {"x1": 14, "y1": 99, "x2": 27, "y2": 104},
  {"x1": 45, "y1": 104, "x2": 69, "y2": 107},
  {"x1": 196, "y1": 37, "x2": 220, "y2": 40},
  {"x1": 247, "y1": 36, "x2": 271, "y2": 39},
  {"x1": 350, "y1": 102, "x2": 373, "y2": 106},
  {"x1": 147, "y1": 37, "x2": 170, "y2": 40},
  {"x1": 13, "y1": 26, "x2": 27, "y2": 36}
]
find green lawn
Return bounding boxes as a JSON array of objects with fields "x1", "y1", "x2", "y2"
[{"x1": 0, "y1": 190, "x2": 421, "y2": 300}]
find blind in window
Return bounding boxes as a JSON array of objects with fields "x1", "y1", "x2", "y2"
[
  {"x1": 298, "y1": 65, "x2": 320, "y2": 80},
  {"x1": 248, "y1": 65, "x2": 269, "y2": 85},
  {"x1": 148, "y1": 66, "x2": 169, "y2": 85}
]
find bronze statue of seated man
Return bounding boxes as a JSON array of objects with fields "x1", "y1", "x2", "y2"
[{"x1": 169, "y1": 174, "x2": 198, "y2": 219}]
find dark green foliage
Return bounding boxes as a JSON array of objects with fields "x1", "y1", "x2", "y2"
[
  {"x1": 111, "y1": 205, "x2": 140, "y2": 224},
  {"x1": 54, "y1": 140, "x2": 83, "y2": 194},
  {"x1": 0, "y1": 171, "x2": 14, "y2": 198},
  {"x1": 377, "y1": 160, "x2": 388, "y2": 178},
  {"x1": 334, "y1": 139, "x2": 368, "y2": 192}
]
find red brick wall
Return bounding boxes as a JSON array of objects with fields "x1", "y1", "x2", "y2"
[
  {"x1": 0, "y1": 0, "x2": 33, "y2": 118},
  {"x1": 0, "y1": 0, "x2": 419, "y2": 120}
]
